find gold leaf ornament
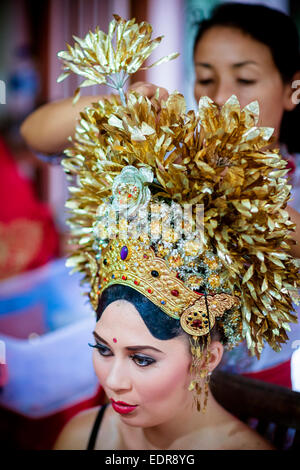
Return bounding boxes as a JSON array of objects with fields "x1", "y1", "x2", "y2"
[{"x1": 57, "y1": 14, "x2": 179, "y2": 103}]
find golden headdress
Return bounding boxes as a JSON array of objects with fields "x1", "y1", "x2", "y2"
[{"x1": 58, "y1": 15, "x2": 299, "y2": 371}]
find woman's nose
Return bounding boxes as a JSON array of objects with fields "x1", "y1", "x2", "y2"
[
  {"x1": 212, "y1": 81, "x2": 234, "y2": 108},
  {"x1": 105, "y1": 359, "x2": 132, "y2": 392}
]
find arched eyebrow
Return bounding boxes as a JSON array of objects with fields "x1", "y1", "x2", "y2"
[
  {"x1": 92, "y1": 331, "x2": 165, "y2": 354},
  {"x1": 232, "y1": 60, "x2": 258, "y2": 68},
  {"x1": 195, "y1": 60, "x2": 258, "y2": 69}
]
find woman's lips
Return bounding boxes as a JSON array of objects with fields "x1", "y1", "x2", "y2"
[{"x1": 110, "y1": 398, "x2": 138, "y2": 415}]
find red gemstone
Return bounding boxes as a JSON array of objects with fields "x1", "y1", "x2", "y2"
[
  {"x1": 192, "y1": 320, "x2": 202, "y2": 328},
  {"x1": 122, "y1": 275, "x2": 127, "y2": 280},
  {"x1": 134, "y1": 280, "x2": 139, "y2": 285},
  {"x1": 171, "y1": 289, "x2": 179, "y2": 297},
  {"x1": 148, "y1": 289, "x2": 153, "y2": 294}
]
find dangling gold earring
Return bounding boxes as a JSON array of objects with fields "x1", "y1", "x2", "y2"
[
  {"x1": 202, "y1": 368, "x2": 212, "y2": 413},
  {"x1": 188, "y1": 335, "x2": 212, "y2": 413}
]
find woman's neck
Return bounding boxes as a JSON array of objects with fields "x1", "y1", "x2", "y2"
[{"x1": 119, "y1": 389, "x2": 222, "y2": 450}]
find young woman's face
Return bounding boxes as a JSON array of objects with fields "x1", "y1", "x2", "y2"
[
  {"x1": 92, "y1": 300, "x2": 193, "y2": 427},
  {"x1": 194, "y1": 26, "x2": 294, "y2": 142}
]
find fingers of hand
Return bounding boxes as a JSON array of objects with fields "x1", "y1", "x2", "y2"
[{"x1": 128, "y1": 81, "x2": 169, "y2": 103}]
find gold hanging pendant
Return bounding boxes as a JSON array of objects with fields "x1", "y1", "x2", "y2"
[{"x1": 188, "y1": 334, "x2": 212, "y2": 413}]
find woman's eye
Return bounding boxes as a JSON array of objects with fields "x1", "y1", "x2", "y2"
[
  {"x1": 197, "y1": 79, "x2": 213, "y2": 85},
  {"x1": 237, "y1": 78, "x2": 256, "y2": 85},
  {"x1": 88, "y1": 342, "x2": 112, "y2": 356},
  {"x1": 131, "y1": 354, "x2": 156, "y2": 367}
]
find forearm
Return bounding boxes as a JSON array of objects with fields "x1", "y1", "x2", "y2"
[
  {"x1": 20, "y1": 94, "x2": 106, "y2": 155},
  {"x1": 20, "y1": 82, "x2": 166, "y2": 156}
]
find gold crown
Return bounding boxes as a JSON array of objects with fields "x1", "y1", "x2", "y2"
[{"x1": 97, "y1": 236, "x2": 240, "y2": 337}]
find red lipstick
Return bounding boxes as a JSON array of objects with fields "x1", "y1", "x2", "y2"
[{"x1": 110, "y1": 398, "x2": 137, "y2": 415}]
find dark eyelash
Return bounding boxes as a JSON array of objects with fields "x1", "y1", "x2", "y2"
[
  {"x1": 130, "y1": 354, "x2": 156, "y2": 367},
  {"x1": 88, "y1": 342, "x2": 112, "y2": 356},
  {"x1": 88, "y1": 343, "x2": 156, "y2": 367},
  {"x1": 197, "y1": 79, "x2": 213, "y2": 85},
  {"x1": 197, "y1": 78, "x2": 256, "y2": 85},
  {"x1": 237, "y1": 79, "x2": 256, "y2": 84}
]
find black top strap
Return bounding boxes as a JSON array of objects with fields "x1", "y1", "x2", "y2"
[{"x1": 86, "y1": 403, "x2": 109, "y2": 450}]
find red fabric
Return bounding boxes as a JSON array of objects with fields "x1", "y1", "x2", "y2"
[
  {"x1": 0, "y1": 384, "x2": 106, "y2": 450},
  {"x1": 242, "y1": 359, "x2": 292, "y2": 389},
  {"x1": 0, "y1": 137, "x2": 59, "y2": 278}
]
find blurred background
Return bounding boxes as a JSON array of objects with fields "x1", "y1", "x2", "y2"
[{"x1": 0, "y1": 0, "x2": 299, "y2": 450}]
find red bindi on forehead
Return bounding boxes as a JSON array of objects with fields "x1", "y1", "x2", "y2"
[{"x1": 113, "y1": 338, "x2": 117, "y2": 343}]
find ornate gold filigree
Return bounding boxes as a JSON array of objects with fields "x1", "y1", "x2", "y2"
[{"x1": 97, "y1": 237, "x2": 240, "y2": 335}]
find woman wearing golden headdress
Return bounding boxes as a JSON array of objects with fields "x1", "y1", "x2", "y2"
[
  {"x1": 23, "y1": 15, "x2": 299, "y2": 449},
  {"x1": 21, "y1": 4, "x2": 300, "y2": 392}
]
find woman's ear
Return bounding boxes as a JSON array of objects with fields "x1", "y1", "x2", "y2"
[
  {"x1": 283, "y1": 71, "x2": 300, "y2": 111},
  {"x1": 207, "y1": 340, "x2": 224, "y2": 373}
]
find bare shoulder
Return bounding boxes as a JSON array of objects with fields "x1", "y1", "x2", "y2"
[
  {"x1": 53, "y1": 406, "x2": 102, "y2": 450},
  {"x1": 225, "y1": 414, "x2": 275, "y2": 450}
]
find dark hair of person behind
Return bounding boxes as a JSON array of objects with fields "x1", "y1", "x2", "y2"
[
  {"x1": 193, "y1": 2, "x2": 300, "y2": 153},
  {"x1": 97, "y1": 284, "x2": 184, "y2": 340}
]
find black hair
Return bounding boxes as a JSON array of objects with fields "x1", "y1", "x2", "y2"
[
  {"x1": 193, "y1": 2, "x2": 300, "y2": 153},
  {"x1": 96, "y1": 284, "x2": 222, "y2": 345},
  {"x1": 97, "y1": 284, "x2": 184, "y2": 340}
]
